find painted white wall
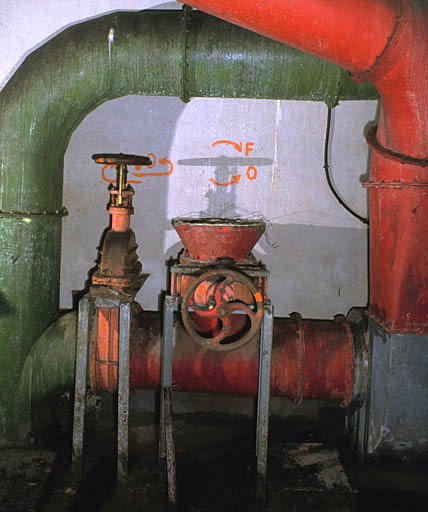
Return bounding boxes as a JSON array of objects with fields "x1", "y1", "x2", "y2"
[
  {"x1": 61, "y1": 96, "x2": 376, "y2": 318},
  {"x1": 0, "y1": 0, "x2": 377, "y2": 319},
  {"x1": 0, "y1": 1, "x2": 181, "y2": 90}
]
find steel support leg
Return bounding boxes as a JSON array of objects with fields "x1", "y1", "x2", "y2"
[
  {"x1": 159, "y1": 295, "x2": 178, "y2": 508},
  {"x1": 164, "y1": 386, "x2": 177, "y2": 511},
  {"x1": 71, "y1": 294, "x2": 93, "y2": 485},
  {"x1": 255, "y1": 302, "x2": 274, "y2": 504},
  {"x1": 117, "y1": 301, "x2": 131, "y2": 491}
]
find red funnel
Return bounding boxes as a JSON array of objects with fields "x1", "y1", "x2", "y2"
[{"x1": 172, "y1": 218, "x2": 265, "y2": 262}]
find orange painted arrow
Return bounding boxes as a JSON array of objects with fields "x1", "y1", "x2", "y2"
[
  {"x1": 101, "y1": 164, "x2": 116, "y2": 183},
  {"x1": 133, "y1": 157, "x2": 173, "y2": 177},
  {"x1": 146, "y1": 153, "x2": 156, "y2": 169},
  {"x1": 209, "y1": 174, "x2": 241, "y2": 187},
  {"x1": 212, "y1": 140, "x2": 242, "y2": 152}
]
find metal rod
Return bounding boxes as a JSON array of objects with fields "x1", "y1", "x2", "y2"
[
  {"x1": 165, "y1": 386, "x2": 177, "y2": 511},
  {"x1": 71, "y1": 294, "x2": 92, "y2": 485},
  {"x1": 159, "y1": 296, "x2": 178, "y2": 492},
  {"x1": 117, "y1": 301, "x2": 131, "y2": 491},
  {"x1": 256, "y1": 301, "x2": 274, "y2": 504}
]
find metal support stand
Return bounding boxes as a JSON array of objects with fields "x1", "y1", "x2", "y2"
[
  {"x1": 255, "y1": 302, "x2": 274, "y2": 505},
  {"x1": 71, "y1": 294, "x2": 93, "y2": 485},
  {"x1": 159, "y1": 296, "x2": 274, "y2": 508},
  {"x1": 159, "y1": 295, "x2": 179, "y2": 510},
  {"x1": 117, "y1": 301, "x2": 131, "y2": 491},
  {"x1": 71, "y1": 295, "x2": 131, "y2": 491}
]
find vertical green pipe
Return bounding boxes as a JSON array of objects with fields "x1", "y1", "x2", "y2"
[{"x1": 0, "y1": 10, "x2": 376, "y2": 443}]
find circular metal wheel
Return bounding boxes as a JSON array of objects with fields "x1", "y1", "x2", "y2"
[
  {"x1": 181, "y1": 269, "x2": 264, "y2": 351},
  {"x1": 92, "y1": 153, "x2": 153, "y2": 166}
]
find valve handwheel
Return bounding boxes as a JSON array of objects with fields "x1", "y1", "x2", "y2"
[
  {"x1": 92, "y1": 153, "x2": 152, "y2": 207},
  {"x1": 182, "y1": 269, "x2": 264, "y2": 351},
  {"x1": 92, "y1": 153, "x2": 153, "y2": 166}
]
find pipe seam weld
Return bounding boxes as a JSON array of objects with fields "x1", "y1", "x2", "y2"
[
  {"x1": 0, "y1": 207, "x2": 69, "y2": 217},
  {"x1": 180, "y1": 6, "x2": 192, "y2": 103},
  {"x1": 351, "y1": 0, "x2": 410, "y2": 84},
  {"x1": 335, "y1": 314, "x2": 355, "y2": 408},
  {"x1": 290, "y1": 312, "x2": 305, "y2": 406},
  {"x1": 368, "y1": 309, "x2": 428, "y2": 334},
  {"x1": 362, "y1": 181, "x2": 428, "y2": 189}
]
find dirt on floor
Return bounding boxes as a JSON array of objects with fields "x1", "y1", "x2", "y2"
[{"x1": 2, "y1": 403, "x2": 428, "y2": 511}]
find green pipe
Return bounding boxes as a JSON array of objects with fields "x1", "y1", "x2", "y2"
[
  {"x1": 0, "y1": 9, "x2": 377, "y2": 443},
  {"x1": 13, "y1": 312, "x2": 77, "y2": 443},
  {"x1": 186, "y1": 11, "x2": 377, "y2": 102}
]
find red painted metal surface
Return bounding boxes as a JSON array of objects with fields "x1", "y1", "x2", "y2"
[
  {"x1": 181, "y1": 269, "x2": 265, "y2": 351},
  {"x1": 91, "y1": 308, "x2": 119, "y2": 393},
  {"x1": 110, "y1": 206, "x2": 131, "y2": 232},
  {"x1": 184, "y1": 0, "x2": 428, "y2": 333},
  {"x1": 91, "y1": 310, "x2": 359, "y2": 407},
  {"x1": 172, "y1": 218, "x2": 265, "y2": 261},
  {"x1": 91, "y1": 301, "x2": 144, "y2": 393}
]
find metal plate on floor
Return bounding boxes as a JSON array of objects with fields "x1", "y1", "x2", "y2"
[{"x1": 268, "y1": 443, "x2": 356, "y2": 512}]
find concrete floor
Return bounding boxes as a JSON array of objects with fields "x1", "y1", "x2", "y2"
[{"x1": 1, "y1": 396, "x2": 428, "y2": 511}]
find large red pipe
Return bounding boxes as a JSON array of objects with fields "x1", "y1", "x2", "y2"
[
  {"x1": 92, "y1": 311, "x2": 366, "y2": 407},
  {"x1": 183, "y1": 0, "x2": 428, "y2": 333}
]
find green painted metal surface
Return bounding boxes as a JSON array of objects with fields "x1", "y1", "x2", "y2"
[
  {"x1": 13, "y1": 312, "x2": 77, "y2": 443},
  {"x1": 0, "y1": 10, "x2": 377, "y2": 442},
  {"x1": 187, "y1": 12, "x2": 377, "y2": 102},
  {"x1": 0, "y1": 217, "x2": 61, "y2": 442}
]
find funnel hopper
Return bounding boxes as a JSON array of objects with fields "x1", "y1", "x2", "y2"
[{"x1": 172, "y1": 218, "x2": 265, "y2": 261}]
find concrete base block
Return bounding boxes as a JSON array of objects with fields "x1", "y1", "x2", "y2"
[{"x1": 352, "y1": 319, "x2": 428, "y2": 458}]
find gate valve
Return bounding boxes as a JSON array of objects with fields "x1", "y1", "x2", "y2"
[
  {"x1": 92, "y1": 153, "x2": 152, "y2": 231},
  {"x1": 90, "y1": 153, "x2": 151, "y2": 292},
  {"x1": 182, "y1": 269, "x2": 264, "y2": 351}
]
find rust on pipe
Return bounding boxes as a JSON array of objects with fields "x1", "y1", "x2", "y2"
[
  {"x1": 183, "y1": 0, "x2": 428, "y2": 334},
  {"x1": 91, "y1": 310, "x2": 365, "y2": 408}
]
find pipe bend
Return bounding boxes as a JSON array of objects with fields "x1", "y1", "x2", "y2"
[
  {"x1": 371, "y1": 0, "x2": 428, "y2": 156},
  {"x1": 185, "y1": 0, "x2": 403, "y2": 73},
  {"x1": 186, "y1": 0, "x2": 428, "y2": 155}
]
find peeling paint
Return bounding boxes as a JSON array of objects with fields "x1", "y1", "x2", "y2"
[{"x1": 108, "y1": 27, "x2": 115, "y2": 67}]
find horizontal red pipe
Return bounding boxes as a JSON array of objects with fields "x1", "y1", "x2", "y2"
[
  {"x1": 92, "y1": 311, "x2": 364, "y2": 407},
  {"x1": 185, "y1": 0, "x2": 428, "y2": 333}
]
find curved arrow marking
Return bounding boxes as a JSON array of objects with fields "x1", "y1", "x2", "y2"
[
  {"x1": 146, "y1": 153, "x2": 156, "y2": 169},
  {"x1": 101, "y1": 164, "x2": 116, "y2": 183},
  {"x1": 209, "y1": 174, "x2": 241, "y2": 187},
  {"x1": 212, "y1": 140, "x2": 243, "y2": 153},
  {"x1": 133, "y1": 157, "x2": 173, "y2": 177}
]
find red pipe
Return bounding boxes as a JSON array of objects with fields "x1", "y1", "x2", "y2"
[
  {"x1": 91, "y1": 311, "x2": 364, "y2": 407},
  {"x1": 184, "y1": 0, "x2": 428, "y2": 333}
]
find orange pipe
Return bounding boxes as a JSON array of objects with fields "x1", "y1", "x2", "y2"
[
  {"x1": 91, "y1": 310, "x2": 364, "y2": 407},
  {"x1": 184, "y1": 0, "x2": 428, "y2": 333},
  {"x1": 109, "y1": 206, "x2": 131, "y2": 232}
]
